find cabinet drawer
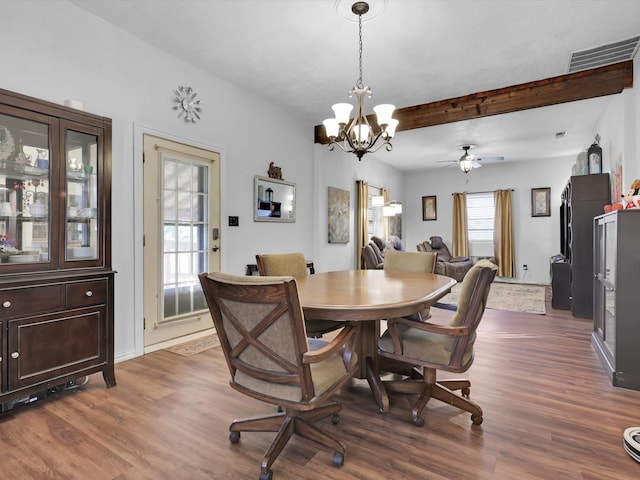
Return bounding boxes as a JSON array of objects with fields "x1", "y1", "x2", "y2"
[
  {"x1": 0, "y1": 285, "x2": 65, "y2": 319},
  {"x1": 66, "y1": 280, "x2": 108, "y2": 308}
]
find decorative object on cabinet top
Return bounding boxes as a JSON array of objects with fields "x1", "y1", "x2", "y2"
[
  {"x1": 604, "y1": 178, "x2": 640, "y2": 213},
  {"x1": 267, "y1": 161, "x2": 283, "y2": 179}
]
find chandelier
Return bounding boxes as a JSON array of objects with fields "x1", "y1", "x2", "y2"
[{"x1": 323, "y1": 2, "x2": 398, "y2": 161}]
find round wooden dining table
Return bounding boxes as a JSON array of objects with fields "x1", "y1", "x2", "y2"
[{"x1": 296, "y1": 269, "x2": 455, "y2": 412}]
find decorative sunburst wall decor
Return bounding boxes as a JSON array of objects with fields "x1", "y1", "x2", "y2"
[{"x1": 172, "y1": 86, "x2": 202, "y2": 123}]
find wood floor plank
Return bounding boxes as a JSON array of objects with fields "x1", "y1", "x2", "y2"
[{"x1": 1, "y1": 291, "x2": 640, "y2": 479}]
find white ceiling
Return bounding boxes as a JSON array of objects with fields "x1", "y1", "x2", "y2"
[{"x1": 69, "y1": 0, "x2": 640, "y2": 171}]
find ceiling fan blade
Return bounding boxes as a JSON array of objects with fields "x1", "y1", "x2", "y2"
[
  {"x1": 471, "y1": 160, "x2": 482, "y2": 168},
  {"x1": 477, "y1": 156, "x2": 504, "y2": 163}
]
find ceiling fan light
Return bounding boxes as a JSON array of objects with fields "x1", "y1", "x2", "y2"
[{"x1": 460, "y1": 159, "x2": 473, "y2": 173}]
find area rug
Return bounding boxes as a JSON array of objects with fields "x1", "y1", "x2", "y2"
[
  {"x1": 164, "y1": 333, "x2": 220, "y2": 356},
  {"x1": 436, "y1": 282, "x2": 546, "y2": 315}
]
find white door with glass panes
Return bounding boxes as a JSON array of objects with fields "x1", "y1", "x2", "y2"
[{"x1": 143, "y1": 135, "x2": 220, "y2": 349}]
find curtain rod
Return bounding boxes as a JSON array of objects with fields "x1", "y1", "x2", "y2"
[{"x1": 452, "y1": 189, "x2": 514, "y2": 195}]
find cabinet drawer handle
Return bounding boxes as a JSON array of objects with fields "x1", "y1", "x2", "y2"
[
  {"x1": 2, "y1": 301, "x2": 10, "y2": 308},
  {"x1": 11, "y1": 352, "x2": 19, "y2": 359},
  {"x1": 85, "y1": 291, "x2": 93, "y2": 297}
]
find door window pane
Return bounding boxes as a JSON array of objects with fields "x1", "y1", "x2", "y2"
[{"x1": 161, "y1": 154, "x2": 209, "y2": 323}]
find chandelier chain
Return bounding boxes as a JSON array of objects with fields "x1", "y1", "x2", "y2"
[{"x1": 357, "y1": 13, "x2": 364, "y2": 89}]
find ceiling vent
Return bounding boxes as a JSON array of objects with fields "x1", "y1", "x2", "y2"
[{"x1": 568, "y1": 36, "x2": 640, "y2": 73}]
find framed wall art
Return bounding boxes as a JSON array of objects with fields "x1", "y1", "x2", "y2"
[
  {"x1": 328, "y1": 186, "x2": 349, "y2": 243},
  {"x1": 422, "y1": 196, "x2": 437, "y2": 221},
  {"x1": 531, "y1": 187, "x2": 551, "y2": 217}
]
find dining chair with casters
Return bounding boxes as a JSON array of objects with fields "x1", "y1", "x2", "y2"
[
  {"x1": 198, "y1": 272, "x2": 358, "y2": 480},
  {"x1": 256, "y1": 252, "x2": 345, "y2": 337},
  {"x1": 377, "y1": 259, "x2": 497, "y2": 427},
  {"x1": 383, "y1": 250, "x2": 438, "y2": 321}
]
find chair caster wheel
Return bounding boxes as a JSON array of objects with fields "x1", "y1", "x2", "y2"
[
  {"x1": 276, "y1": 406, "x2": 283, "y2": 413},
  {"x1": 462, "y1": 387, "x2": 470, "y2": 397},
  {"x1": 412, "y1": 416, "x2": 425, "y2": 427},
  {"x1": 331, "y1": 413, "x2": 340, "y2": 425},
  {"x1": 332, "y1": 451, "x2": 344, "y2": 467},
  {"x1": 471, "y1": 414, "x2": 483, "y2": 425},
  {"x1": 229, "y1": 431, "x2": 241, "y2": 443},
  {"x1": 259, "y1": 469, "x2": 273, "y2": 480}
]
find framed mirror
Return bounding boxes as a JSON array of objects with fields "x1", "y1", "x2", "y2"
[{"x1": 254, "y1": 175, "x2": 296, "y2": 223}]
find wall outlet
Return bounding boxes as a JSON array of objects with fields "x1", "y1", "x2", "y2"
[
  {"x1": 228, "y1": 216, "x2": 239, "y2": 227},
  {"x1": 523, "y1": 264, "x2": 528, "y2": 270}
]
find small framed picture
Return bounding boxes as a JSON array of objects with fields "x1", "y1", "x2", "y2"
[
  {"x1": 422, "y1": 196, "x2": 437, "y2": 221},
  {"x1": 531, "y1": 187, "x2": 551, "y2": 217}
]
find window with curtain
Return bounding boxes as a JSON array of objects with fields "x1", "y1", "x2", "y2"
[{"x1": 466, "y1": 192, "x2": 495, "y2": 257}]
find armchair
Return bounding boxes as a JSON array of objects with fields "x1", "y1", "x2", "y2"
[
  {"x1": 256, "y1": 252, "x2": 345, "y2": 337},
  {"x1": 378, "y1": 260, "x2": 497, "y2": 427},
  {"x1": 198, "y1": 272, "x2": 358, "y2": 480},
  {"x1": 422, "y1": 236, "x2": 474, "y2": 282}
]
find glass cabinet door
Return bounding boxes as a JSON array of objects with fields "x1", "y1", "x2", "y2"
[
  {"x1": 65, "y1": 128, "x2": 99, "y2": 262},
  {"x1": 0, "y1": 112, "x2": 51, "y2": 265}
]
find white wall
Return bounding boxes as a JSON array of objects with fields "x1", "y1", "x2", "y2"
[
  {"x1": 403, "y1": 155, "x2": 575, "y2": 284},
  {"x1": 1, "y1": 1, "x2": 316, "y2": 361}
]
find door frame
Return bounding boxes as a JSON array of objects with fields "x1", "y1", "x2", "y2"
[{"x1": 133, "y1": 124, "x2": 226, "y2": 357}]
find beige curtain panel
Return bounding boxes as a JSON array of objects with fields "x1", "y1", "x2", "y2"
[
  {"x1": 452, "y1": 192, "x2": 469, "y2": 257},
  {"x1": 494, "y1": 189, "x2": 515, "y2": 277},
  {"x1": 356, "y1": 180, "x2": 368, "y2": 270}
]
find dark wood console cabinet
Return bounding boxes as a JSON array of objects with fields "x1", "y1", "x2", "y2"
[
  {"x1": 0, "y1": 88, "x2": 114, "y2": 407},
  {"x1": 592, "y1": 209, "x2": 640, "y2": 390}
]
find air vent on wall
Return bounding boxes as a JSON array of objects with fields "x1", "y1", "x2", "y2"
[{"x1": 568, "y1": 36, "x2": 640, "y2": 73}]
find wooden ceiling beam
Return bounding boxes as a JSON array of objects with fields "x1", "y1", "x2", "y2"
[{"x1": 314, "y1": 60, "x2": 633, "y2": 144}]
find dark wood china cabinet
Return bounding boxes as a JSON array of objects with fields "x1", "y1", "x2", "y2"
[{"x1": 0, "y1": 88, "x2": 114, "y2": 408}]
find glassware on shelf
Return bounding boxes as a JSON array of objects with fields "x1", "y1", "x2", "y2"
[
  {"x1": 35, "y1": 149, "x2": 49, "y2": 169},
  {"x1": 68, "y1": 156, "x2": 83, "y2": 172}
]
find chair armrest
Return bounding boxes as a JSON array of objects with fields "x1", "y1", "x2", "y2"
[
  {"x1": 387, "y1": 315, "x2": 469, "y2": 337},
  {"x1": 385, "y1": 316, "x2": 467, "y2": 355},
  {"x1": 303, "y1": 325, "x2": 356, "y2": 364}
]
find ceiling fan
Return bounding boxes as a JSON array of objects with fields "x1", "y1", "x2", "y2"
[{"x1": 438, "y1": 145, "x2": 504, "y2": 173}]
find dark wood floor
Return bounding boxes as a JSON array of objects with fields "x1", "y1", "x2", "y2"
[{"x1": 2, "y1": 291, "x2": 640, "y2": 479}]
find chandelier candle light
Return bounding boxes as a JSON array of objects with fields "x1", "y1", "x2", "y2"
[{"x1": 323, "y1": 2, "x2": 398, "y2": 161}]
